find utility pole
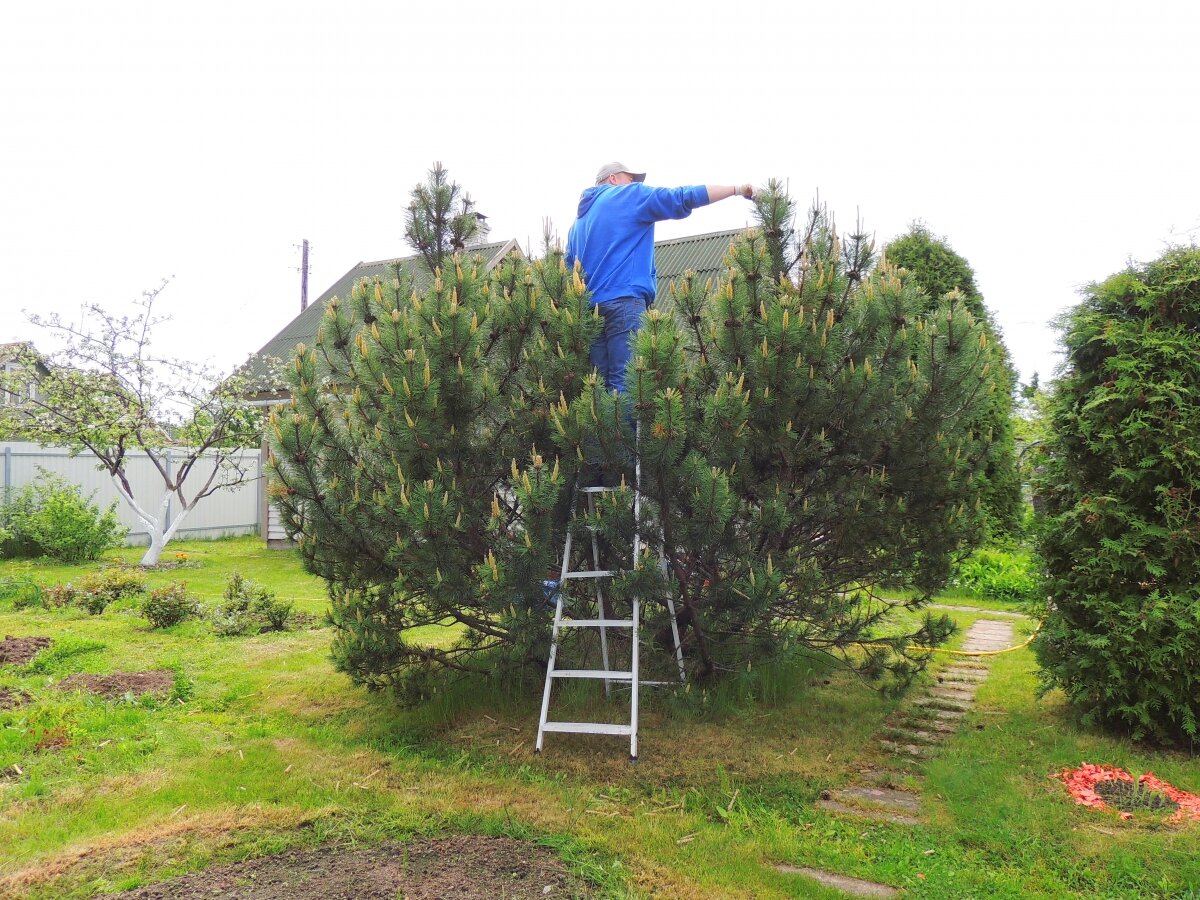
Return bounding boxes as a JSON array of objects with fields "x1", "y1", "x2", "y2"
[{"x1": 299, "y1": 239, "x2": 310, "y2": 312}]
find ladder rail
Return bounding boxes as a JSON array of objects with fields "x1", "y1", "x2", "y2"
[
  {"x1": 587, "y1": 491, "x2": 612, "y2": 696},
  {"x1": 630, "y1": 434, "x2": 642, "y2": 760},
  {"x1": 536, "y1": 487, "x2": 578, "y2": 753}
]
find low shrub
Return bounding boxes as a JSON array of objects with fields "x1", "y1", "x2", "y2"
[
  {"x1": 42, "y1": 582, "x2": 79, "y2": 608},
  {"x1": 255, "y1": 594, "x2": 294, "y2": 631},
  {"x1": 211, "y1": 609, "x2": 255, "y2": 637},
  {"x1": 142, "y1": 582, "x2": 200, "y2": 628},
  {"x1": 213, "y1": 572, "x2": 293, "y2": 635},
  {"x1": 0, "y1": 472, "x2": 125, "y2": 562},
  {"x1": 950, "y1": 547, "x2": 1043, "y2": 604},
  {"x1": 46, "y1": 568, "x2": 146, "y2": 615}
]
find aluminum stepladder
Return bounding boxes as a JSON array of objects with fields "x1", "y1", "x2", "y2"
[{"x1": 535, "y1": 449, "x2": 686, "y2": 761}]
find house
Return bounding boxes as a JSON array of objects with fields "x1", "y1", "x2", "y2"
[
  {"x1": 251, "y1": 228, "x2": 745, "y2": 546},
  {"x1": 0, "y1": 342, "x2": 49, "y2": 406},
  {"x1": 0, "y1": 342, "x2": 50, "y2": 439},
  {"x1": 241, "y1": 239, "x2": 522, "y2": 401}
]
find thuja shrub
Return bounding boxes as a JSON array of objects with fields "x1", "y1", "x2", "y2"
[{"x1": 1034, "y1": 246, "x2": 1200, "y2": 744}]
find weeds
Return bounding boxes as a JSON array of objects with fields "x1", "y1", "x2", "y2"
[{"x1": 17, "y1": 635, "x2": 107, "y2": 676}]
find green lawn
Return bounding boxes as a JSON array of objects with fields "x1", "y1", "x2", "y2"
[{"x1": 0, "y1": 537, "x2": 1197, "y2": 898}]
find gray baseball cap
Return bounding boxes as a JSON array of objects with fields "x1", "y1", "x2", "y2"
[{"x1": 595, "y1": 162, "x2": 646, "y2": 185}]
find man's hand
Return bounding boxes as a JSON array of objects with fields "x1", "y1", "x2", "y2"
[{"x1": 706, "y1": 184, "x2": 756, "y2": 203}]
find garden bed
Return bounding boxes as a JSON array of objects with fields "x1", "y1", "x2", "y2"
[
  {"x1": 113, "y1": 835, "x2": 587, "y2": 899},
  {"x1": 0, "y1": 687, "x2": 31, "y2": 710},
  {"x1": 0, "y1": 635, "x2": 52, "y2": 666},
  {"x1": 57, "y1": 670, "x2": 174, "y2": 700}
]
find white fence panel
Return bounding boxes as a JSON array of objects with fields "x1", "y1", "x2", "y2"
[{"x1": 1, "y1": 442, "x2": 261, "y2": 545}]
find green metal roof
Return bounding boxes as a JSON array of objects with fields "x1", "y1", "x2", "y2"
[
  {"x1": 242, "y1": 240, "x2": 519, "y2": 389},
  {"x1": 653, "y1": 228, "x2": 747, "y2": 299},
  {"x1": 242, "y1": 229, "x2": 748, "y2": 394}
]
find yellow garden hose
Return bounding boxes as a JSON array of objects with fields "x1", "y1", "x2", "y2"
[{"x1": 912, "y1": 618, "x2": 1043, "y2": 657}]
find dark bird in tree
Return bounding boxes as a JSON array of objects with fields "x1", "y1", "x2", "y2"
[
  {"x1": 405, "y1": 162, "x2": 485, "y2": 271},
  {"x1": 452, "y1": 212, "x2": 490, "y2": 252}
]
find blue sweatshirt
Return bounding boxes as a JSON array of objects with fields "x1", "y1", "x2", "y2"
[{"x1": 565, "y1": 183, "x2": 711, "y2": 305}]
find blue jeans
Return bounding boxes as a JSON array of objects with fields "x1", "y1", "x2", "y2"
[{"x1": 590, "y1": 296, "x2": 650, "y2": 395}]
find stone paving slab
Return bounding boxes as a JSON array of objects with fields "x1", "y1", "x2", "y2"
[
  {"x1": 893, "y1": 716, "x2": 957, "y2": 734},
  {"x1": 775, "y1": 864, "x2": 901, "y2": 898},
  {"x1": 814, "y1": 797, "x2": 922, "y2": 826},
  {"x1": 836, "y1": 785, "x2": 921, "y2": 812},
  {"x1": 913, "y1": 696, "x2": 972, "y2": 713},
  {"x1": 939, "y1": 676, "x2": 985, "y2": 687},
  {"x1": 962, "y1": 628, "x2": 1016, "y2": 649},
  {"x1": 884, "y1": 726, "x2": 946, "y2": 745},
  {"x1": 944, "y1": 664, "x2": 990, "y2": 674},
  {"x1": 939, "y1": 675, "x2": 986, "y2": 685},
  {"x1": 930, "y1": 687, "x2": 978, "y2": 702},
  {"x1": 879, "y1": 739, "x2": 932, "y2": 758},
  {"x1": 932, "y1": 680, "x2": 978, "y2": 693},
  {"x1": 908, "y1": 706, "x2": 967, "y2": 724},
  {"x1": 856, "y1": 768, "x2": 924, "y2": 789},
  {"x1": 928, "y1": 603, "x2": 1029, "y2": 619}
]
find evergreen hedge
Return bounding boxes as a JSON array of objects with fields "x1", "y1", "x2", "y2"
[{"x1": 1034, "y1": 246, "x2": 1200, "y2": 744}]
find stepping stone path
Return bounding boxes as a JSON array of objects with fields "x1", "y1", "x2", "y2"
[
  {"x1": 775, "y1": 864, "x2": 901, "y2": 898},
  {"x1": 786, "y1": 616, "x2": 1016, "y2": 897},
  {"x1": 929, "y1": 602, "x2": 1028, "y2": 620}
]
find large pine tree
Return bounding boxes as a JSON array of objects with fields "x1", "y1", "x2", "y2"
[
  {"x1": 270, "y1": 172, "x2": 1000, "y2": 698},
  {"x1": 554, "y1": 187, "x2": 999, "y2": 684}
]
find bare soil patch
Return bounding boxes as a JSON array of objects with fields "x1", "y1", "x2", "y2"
[
  {"x1": 113, "y1": 835, "x2": 590, "y2": 899},
  {"x1": 288, "y1": 611, "x2": 325, "y2": 630},
  {"x1": 0, "y1": 686, "x2": 32, "y2": 709},
  {"x1": 57, "y1": 670, "x2": 175, "y2": 700},
  {"x1": 0, "y1": 635, "x2": 52, "y2": 666}
]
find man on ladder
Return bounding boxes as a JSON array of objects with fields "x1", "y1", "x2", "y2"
[
  {"x1": 535, "y1": 165, "x2": 754, "y2": 760},
  {"x1": 565, "y1": 162, "x2": 755, "y2": 395}
]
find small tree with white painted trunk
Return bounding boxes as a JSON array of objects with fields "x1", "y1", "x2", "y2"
[{"x1": 0, "y1": 282, "x2": 265, "y2": 566}]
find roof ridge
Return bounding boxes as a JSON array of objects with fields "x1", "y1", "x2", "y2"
[
  {"x1": 654, "y1": 227, "x2": 754, "y2": 246},
  {"x1": 359, "y1": 239, "x2": 514, "y2": 268}
]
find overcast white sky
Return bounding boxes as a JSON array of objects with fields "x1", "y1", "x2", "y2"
[{"x1": 2, "y1": 0, "x2": 1197, "y2": 386}]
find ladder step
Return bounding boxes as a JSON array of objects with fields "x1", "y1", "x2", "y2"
[
  {"x1": 580, "y1": 486, "x2": 623, "y2": 494},
  {"x1": 541, "y1": 721, "x2": 632, "y2": 736},
  {"x1": 551, "y1": 669, "x2": 633, "y2": 680},
  {"x1": 563, "y1": 570, "x2": 616, "y2": 579},
  {"x1": 560, "y1": 618, "x2": 635, "y2": 628}
]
